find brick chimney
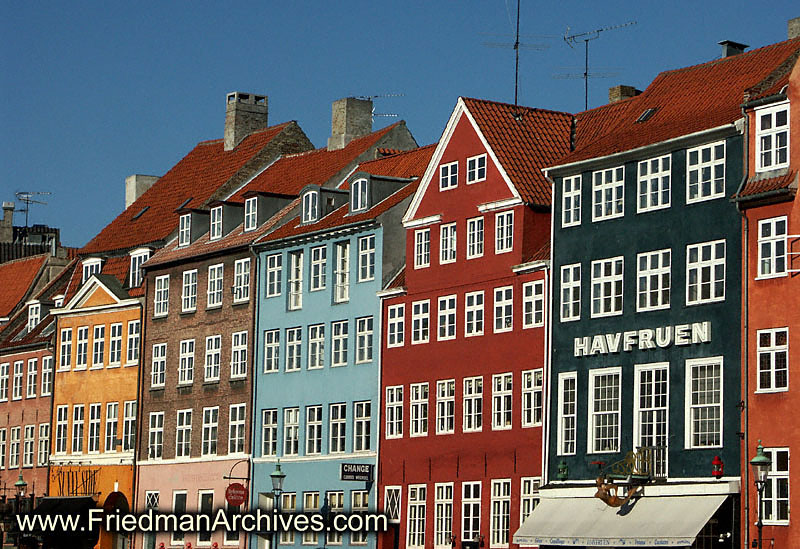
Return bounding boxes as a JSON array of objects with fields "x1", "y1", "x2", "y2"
[
  {"x1": 719, "y1": 40, "x2": 748, "y2": 57},
  {"x1": 608, "y1": 85, "x2": 641, "y2": 103},
  {"x1": 327, "y1": 97, "x2": 373, "y2": 151},
  {"x1": 0, "y1": 202, "x2": 13, "y2": 243},
  {"x1": 789, "y1": 17, "x2": 800, "y2": 40},
  {"x1": 125, "y1": 174, "x2": 159, "y2": 209},
  {"x1": 224, "y1": 92, "x2": 269, "y2": 151}
]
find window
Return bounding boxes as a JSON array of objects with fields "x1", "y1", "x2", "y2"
[
  {"x1": 414, "y1": 229, "x2": 430, "y2": 268},
  {"x1": 386, "y1": 386, "x2": 403, "y2": 438},
  {"x1": 26, "y1": 359, "x2": 37, "y2": 398},
  {"x1": 148, "y1": 412, "x2": 164, "y2": 459},
  {"x1": 462, "y1": 482, "x2": 481, "y2": 542},
  {"x1": 329, "y1": 403, "x2": 346, "y2": 453},
  {"x1": 71, "y1": 405, "x2": 84, "y2": 453},
  {"x1": 467, "y1": 154, "x2": 487, "y2": 183},
  {"x1": 198, "y1": 490, "x2": 214, "y2": 544},
  {"x1": 637, "y1": 249, "x2": 671, "y2": 311},
  {"x1": 522, "y1": 369, "x2": 543, "y2": 427},
  {"x1": 686, "y1": 357, "x2": 723, "y2": 448},
  {"x1": 9, "y1": 427, "x2": 19, "y2": 468},
  {"x1": 412, "y1": 300, "x2": 430, "y2": 344},
  {"x1": 560, "y1": 264, "x2": 581, "y2": 321},
  {"x1": 123, "y1": 401, "x2": 136, "y2": 452},
  {"x1": 757, "y1": 328, "x2": 788, "y2": 392},
  {"x1": 523, "y1": 280, "x2": 545, "y2": 328},
  {"x1": 354, "y1": 401, "x2": 371, "y2": 451},
  {"x1": 202, "y1": 335, "x2": 221, "y2": 381},
  {"x1": 154, "y1": 275, "x2": 169, "y2": 317},
  {"x1": 264, "y1": 330, "x2": 280, "y2": 373},
  {"x1": 463, "y1": 377, "x2": 483, "y2": 433},
  {"x1": 178, "y1": 339, "x2": 194, "y2": 385},
  {"x1": 27, "y1": 303, "x2": 40, "y2": 332},
  {"x1": 493, "y1": 286, "x2": 513, "y2": 333},
  {"x1": 334, "y1": 243, "x2": 350, "y2": 302},
  {"x1": 59, "y1": 328, "x2": 72, "y2": 370},
  {"x1": 634, "y1": 363, "x2": 669, "y2": 477},
  {"x1": 308, "y1": 324, "x2": 325, "y2": 369},
  {"x1": 495, "y1": 211, "x2": 513, "y2": 253},
  {"x1": 410, "y1": 383, "x2": 429, "y2": 437},
  {"x1": 561, "y1": 175, "x2": 582, "y2": 227},
  {"x1": 434, "y1": 483, "x2": 454, "y2": 548},
  {"x1": 108, "y1": 324, "x2": 122, "y2": 366},
  {"x1": 0, "y1": 363, "x2": 6, "y2": 402},
  {"x1": 55, "y1": 406, "x2": 68, "y2": 454},
  {"x1": 440, "y1": 161, "x2": 458, "y2": 190},
  {"x1": 76, "y1": 326, "x2": 88, "y2": 369},
  {"x1": 12, "y1": 361, "x2": 22, "y2": 400},
  {"x1": 758, "y1": 217, "x2": 788, "y2": 277},
  {"x1": 105, "y1": 402, "x2": 119, "y2": 453},
  {"x1": 437, "y1": 295, "x2": 456, "y2": 341},
  {"x1": 520, "y1": 478, "x2": 540, "y2": 525},
  {"x1": 326, "y1": 491, "x2": 344, "y2": 545},
  {"x1": 490, "y1": 479, "x2": 511, "y2": 548},
  {"x1": 0, "y1": 429, "x2": 5, "y2": 467},
  {"x1": 592, "y1": 166, "x2": 625, "y2": 221},
  {"x1": 233, "y1": 258, "x2": 250, "y2": 302},
  {"x1": 588, "y1": 368, "x2": 621, "y2": 453},
  {"x1": 88, "y1": 403, "x2": 101, "y2": 453},
  {"x1": 352, "y1": 178, "x2": 368, "y2": 212},
  {"x1": 436, "y1": 379, "x2": 455, "y2": 434},
  {"x1": 637, "y1": 155, "x2": 671, "y2": 212},
  {"x1": 265, "y1": 254, "x2": 282, "y2": 297},
  {"x1": 591, "y1": 256, "x2": 624, "y2": 317},
  {"x1": 302, "y1": 191, "x2": 318, "y2": 223},
  {"x1": 280, "y1": 493, "x2": 297, "y2": 544},
  {"x1": 467, "y1": 217, "x2": 484, "y2": 259},
  {"x1": 286, "y1": 327, "x2": 302, "y2": 371},
  {"x1": 40, "y1": 356, "x2": 53, "y2": 396},
  {"x1": 91, "y1": 325, "x2": 105, "y2": 367},
  {"x1": 229, "y1": 403, "x2": 246, "y2": 454},
  {"x1": 407, "y1": 485, "x2": 427, "y2": 548},
  {"x1": 686, "y1": 239, "x2": 726, "y2": 305},
  {"x1": 305, "y1": 405, "x2": 322, "y2": 455},
  {"x1": 175, "y1": 409, "x2": 192, "y2": 457},
  {"x1": 37, "y1": 424, "x2": 50, "y2": 466},
  {"x1": 244, "y1": 197, "x2": 257, "y2": 231},
  {"x1": 356, "y1": 317, "x2": 373, "y2": 363},
  {"x1": 440, "y1": 223, "x2": 456, "y2": 264},
  {"x1": 492, "y1": 373, "x2": 513, "y2": 430},
  {"x1": 762, "y1": 448, "x2": 790, "y2": 524},
  {"x1": 207, "y1": 264, "x2": 224, "y2": 308},
  {"x1": 687, "y1": 141, "x2": 725, "y2": 202},
  {"x1": 231, "y1": 331, "x2": 247, "y2": 378},
  {"x1": 387, "y1": 304, "x2": 405, "y2": 347},
  {"x1": 262, "y1": 409, "x2": 278, "y2": 456},
  {"x1": 171, "y1": 492, "x2": 187, "y2": 544},
  {"x1": 465, "y1": 291, "x2": 484, "y2": 336},
  {"x1": 557, "y1": 372, "x2": 577, "y2": 455},
  {"x1": 130, "y1": 250, "x2": 150, "y2": 287},
  {"x1": 310, "y1": 246, "x2": 327, "y2": 291},
  {"x1": 332, "y1": 321, "x2": 348, "y2": 366},
  {"x1": 358, "y1": 235, "x2": 375, "y2": 281},
  {"x1": 151, "y1": 343, "x2": 166, "y2": 387},
  {"x1": 202, "y1": 407, "x2": 219, "y2": 455},
  {"x1": 178, "y1": 214, "x2": 191, "y2": 246},
  {"x1": 351, "y1": 491, "x2": 369, "y2": 545},
  {"x1": 126, "y1": 321, "x2": 140, "y2": 365},
  {"x1": 82, "y1": 258, "x2": 102, "y2": 283},
  {"x1": 756, "y1": 103, "x2": 789, "y2": 171}
]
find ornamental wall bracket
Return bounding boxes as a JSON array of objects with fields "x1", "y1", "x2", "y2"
[
  {"x1": 593, "y1": 475, "x2": 642, "y2": 508},
  {"x1": 593, "y1": 446, "x2": 664, "y2": 508}
]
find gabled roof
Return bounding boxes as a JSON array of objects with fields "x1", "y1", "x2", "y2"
[
  {"x1": 736, "y1": 170, "x2": 797, "y2": 201},
  {"x1": 0, "y1": 254, "x2": 48, "y2": 319},
  {"x1": 557, "y1": 38, "x2": 800, "y2": 166},
  {"x1": 80, "y1": 122, "x2": 297, "y2": 255}
]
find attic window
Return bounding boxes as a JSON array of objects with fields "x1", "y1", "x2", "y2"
[
  {"x1": 351, "y1": 179, "x2": 368, "y2": 212},
  {"x1": 636, "y1": 108, "x2": 658, "y2": 123},
  {"x1": 302, "y1": 191, "x2": 319, "y2": 223},
  {"x1": 244, "y1": 197, "x2": 257, "y2": 232},
  {"x1": 27, "y1": 303, "x2": 40, "y2": 332},
  {"x1": 178, "y1": 214, "x2": 191, "y2": 246},
  {"x1": 177, "y1": 197, "x2": 193, "y2": 211},
  {"x1": 82, "y1": 258, "x2": 103, "y2": 283},
  {"x1": 132, "y1": 206, "x2": 149, "y2": 220},
  {"x1": 209, "y1": 206, "x2": 223, "y2": 240}
]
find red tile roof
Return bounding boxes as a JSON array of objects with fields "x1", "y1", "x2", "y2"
[
  {"x1": 560, "y1": 38, "x2": 800, "y2": 165},
  {"x1": 521, "y1": 241, "x2": 550, "y2": 264},
  {"x1": 80, "y1": 123, "x2": 295, "y2": 255},
  {"x1": 340, "y1": 144, "x2": 436, "y2": 189},
  {"x1": 0, "y1": 254, "x2": 48, "y2": 318},
  {"x1": 737, "y1": 170, "x2": 797, "y2": 198},
  {"x1": 462, "y1": 98, "x2": 573, "y2": 206},
  {"x1": 386, "y1": 266, "x2": 405, "y2": 290}
]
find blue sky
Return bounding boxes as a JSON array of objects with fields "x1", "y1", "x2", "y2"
[{"x1": 1, "y1": 1, "x2": 798, "y2": 247}]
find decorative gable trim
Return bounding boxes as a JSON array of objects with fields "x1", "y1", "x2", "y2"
[
  {"x1": 53, "y1": 276, "x2": 138, "y2": 316},
  {"x1": 477, "y1": 197, "x2": 523, "y2": 213},
  {"x1": 402, "y1": 214, "x2": 442, "y2": 229}
]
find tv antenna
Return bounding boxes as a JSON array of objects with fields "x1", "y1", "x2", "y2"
[
  {"x1": 563, "y1": 21, "x2": 636, "y2": 110},
  {"x1": 355, "y1": 93, "x2": 405, "y2": 122},
  {"x1": 15, "y1": 191, "x2": 51, "y2": 228}
]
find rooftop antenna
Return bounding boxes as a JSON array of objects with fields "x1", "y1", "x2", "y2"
[
  {"x1": 563, "y1": 21, "x2": 636, "y2": 110},
  {"x1": 355, "y1": 93, "x2": 405, "y2": 123},
  {"x1": 14, "y1": 191, "x2": 51, "y2": 229}
]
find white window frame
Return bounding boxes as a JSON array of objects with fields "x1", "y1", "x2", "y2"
[
  {"x1": 122, "y1": 401, "x2": 136, "y2": 452},
  {"x1": 407, "y1": 484, "x2": 427, "y2": 548},
  {"x1": 466, "y1": 216, "x2": 484, "y2": 259},
  {"x1": 493, "y1": 286, "x2": 513, "y2": 333},
  {"x1": 151, "y1": 343, "x2": 166, "y2": 388},
  {"x1": 414, "y1": 228, "x2": 430, "y2": 269},
  {"x1": 439, "y1": 223, "x2": 457, "y2": 264},
  {"x1": 263, "y1": 329, "x2": 280, "y2": 373},
  {"x1": 685, "y1": 357, "x2": 723, "y2": 449},
  {"x1": 9, "y1": 427, "x2": 20, "y2": 468},
  {"x1": 302, "y1": 191, "x2": 318, "y2": 223},
  {"x1": 286, "y1": 327, "x2": 302, "y2": 372},
  {"x1": 262, "y1": 409, "x2": 278, "y2": 457},
  {"x1": 202, "y1": 406, "x2": 219, "y2": 456},
  {"x1": 55, "y1": 406, "x2": 68, "y2": 454},
  {"x1": 637, "y1": 155, "x2": 671, "y2": 212},
  {"x1": 633, "y1": 362, "x2": 669, "y2": 478},
  {"x1": 37, "y1": 423, "x2": 50, "y2": 466},
  {"x1": 411, "y1": 300, "x2": 430, "y2": 344},
  {"x1": 334, "y1": 242, "x2": 349, "y2": 303},
  {"x1": 561, "y1": 175, "x2": 582, "y2": 227},
  {"x1": 358, "y1": 235, "x2": 376, "y2": 282},
  {"x1": 81, "y1": 258, "x2": 102, "y2": 283},
  {"x1": 434, "y1": 483, "x2": 454, "y2": 549},
  {"x1": 755, "y1": 102, "x2": 790, "y2": 172},
  {"x1": 491, "y1": 373, "x2": 513, "y2": 431},
  {"x1": 590, "y1": 256, "x2": 624, "y2": 318},
  {"x1": 244, "y1": 196, "x2": 258, "y2": 231},
  {"x1": 87, "y1": 403, "x2": 101, "y2": 454},
  {"x1": 387, "y1": 304, "x2": 405, "y2": 347},
  {"x1": 463, "y1": 376, "x2": 483, "y2": 433},
  {"x1": 757, "y1": 216, "x2": 788, "y2": 278},
  {"x1": 467, "y1": 154, "x2": 487, "y2": 184},
  {"x1": 233, "y1": 258, "x2": 250, "y2": 302},
  {"x1": 92, "y1": 324, "x2": 105, "y2": 368},
  {"x1": 520, "y1": 477, "x2": 540, "y2": 526},
  {"x1": 410, "y1": 382, "x2": 429, "y2": 437},
  {"x1": 494, "y1": 211, "x2": 513, "y2": 254},
  {"x1": 229, "y1": 403, "x2": 246, "y2": 455},
  {"x1": 25, "y1": 358, "x2": 37, "y2": 398},
  {"x1": 587, "y1": 367, "x2": 622, "y2": 454},
  {"x1": 352, "y1": 178, "x2": 368, "y2": 212},
  {"x1": 105, "y1": 402, "x2": 119, "y2": 453},
  {"x1": 178, "y1": 338, "x2": 194, "y2": 385},
  {"x1": 522, "y1": 369, "x2": 543, "y2": 427},
  {"x1": 27, "y1": 303, "x2": 40, "y2": 332},
  {"x1": 59, "y1": 328, "x2": 72, "y2": 370},
  {"x1": 71, "y1": 404, "x2": 84, "y2": 454},
  {"x1": 181, "y1": 270, "x2": 197, "y2": 312},
  {"x1": 523, "y1": 280, "x2": 545, "y2": 328},
  {"x1": 307, "y1": 324, "x2": 324, "y2": 370},
  {"x1": 231, "y1": 330, "x2": 247, "y2": 379},
  {"x1": 386, "y1": 386, "x2": 403, "y2": 439},
  {"x1": 490, "y1": 479, "x2": 511, "y2": 548},
  {"x1": 436, "y1": 379, "x2": 455, "y2": 435},
  {"x1": 126, "y1": 320, "x2": 140, "y2": 366},
  {"x1": 176, "y1": 409, "x2": 192, "y2": 458},
  {"x1": 40, "y1": 356, "x2": 53, "y2": 396},
  {"x1": 331, "y1": 320, "x2": 348, "y2": 366},
  {"x1": 461, "y1": 481, "x2": 481, "y2": 542},
  {"x1": 265, "y1": 254, "x2": 282, "y2": 297},
  {"x1": 209, "y1": 206, "x2": 223, "y2": 240},
  {"x1": 437, "y1": 295, "x2": 456, "y2": 341},
  {"x1": 637, "y1": 249, "x2": 671, "y2": 312},
  {"x1": 560, "y1": 264, "x2": 581, "y2": 322},
  {"x1": 465, "y1": 291, "x2": 484, "y2": 337},
  {"x1": 440, "y1": 161, "x2": 458, "y2": 191},
  {"x1": 686, "y1": 239, "x2": 726, "y2": 305},
  {"x1": 204, "y1": 335, "x2": 221, "y2": 382},
  {"x1": 21, "y1": 427, "x2": 31, "y2": 470},
  {"x1": 762, "y1": 447, "x2": 790, "y2": 525},
  {"x1": 557, "y1": 372, "x2": 577, "y2": 455},
  {"x1": 356, "y1": 316, "x2": 373, "y2": 364},
  {"x1": 305, "y1": 405, "x2": 322, "y2": 455},
  {"x1": 354, "y1": 400, "x2": 371, "y2": 452},
  {"x1": 171, "y1": 491, "x2": 187, "y2": 544},
  {"x1": 0, "y1": 363, "x2": 8, "y2": 402},
  {"x1": 757, "y1": 328, "x2": 789, "y2": 393},
  {"x1": 592, "y1": 166, "x2": 625, "y2": 221},
  {"x1": 329, "y1": 403, "x2": 346, "y2": 454},
  {"x1": 207, "y1": 263, "x2": 224, "y2": 308},
  {"x1": 12, "y1": 361, "x2": 23, "y2": 400},
  {"x1": 108, "y1": 323, "x2": 123, "y2": 366},
  {"x1": 178, "y1": 214, "x2": 191, "y2": 246},
  {"x1": 310, "y1": 246, "x2": 327, "y2": 291},
  {"x1": 154, "y1": 275, "x2": 169, "y2": 317},
  {"x1": 686, "y1": 141, "x2": 726, "y2": 203}
]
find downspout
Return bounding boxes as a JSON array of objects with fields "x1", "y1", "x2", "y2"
[
  {"x1": 248, "y1": 246, "x2": 260, "y2": 516},
  {"x1": 132, "y1": 273, "x2": 148, "y2": 541},
  {"x1": 542, "y1": 171, "x2": 556, "y2": 485}
]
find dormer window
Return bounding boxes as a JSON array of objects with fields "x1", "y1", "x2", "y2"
[
  {"x1": 756, "y1": 102, "x2": 789, "y2": 172},
  {"x1": 244, "y1": 197, "x2": 258, "y2": 231},
  {"x1": 351, "y1": 179, "x2": 368, "y2": 212},
  {"x1": 82, "y1": 258, "x2": 103, "y2": 283},
  {"x1": 129, "y1": 248, "x2": 151, "y2": 288},
  {"x1": 27, "y1": 303, "x2": 40, "y2": 332},
  {"x1": 302, "y1": 191, "x2": 319, "y2": 223},
  {"x1": 179, "y1": 214, "x2": 191, "y2": 246},
  {"x1": 53, "y1": 295, "x2": 64, "y2": 308},
  {"x1": 209, "y1": 206, "x2": 223, "y2": 240}
]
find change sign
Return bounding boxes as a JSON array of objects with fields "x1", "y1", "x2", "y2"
[{"x1": 340, "y1": 463, "x2": 374, "y2": 482}]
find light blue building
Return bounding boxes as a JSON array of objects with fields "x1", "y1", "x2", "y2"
[{"x1": 250, "y1": 147, "x2": 431, "y2": 549}]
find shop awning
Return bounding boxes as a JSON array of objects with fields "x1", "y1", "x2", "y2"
[{"x1": 513, "y1": 494, "x2": 727, "y2": 546}]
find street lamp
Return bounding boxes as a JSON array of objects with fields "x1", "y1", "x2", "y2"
[
  {"x1": 14, "y1": 474, "x2": 27, "y2": 499},
  {"x1": 270, "y1": 460, "x2": 286, "y2": 549},
  {"x1": 750, "y1": 440, "x2": 772, "y2": 549}
]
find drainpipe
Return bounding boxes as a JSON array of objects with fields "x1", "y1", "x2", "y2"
[
  {"x1": 248, "y1": 246, "x2": 260, "y2": 515},
  {"x1": 542, "y1": 171, "x2": 556, "y2": 485}
]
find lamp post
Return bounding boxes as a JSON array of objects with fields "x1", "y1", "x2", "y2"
[
  {"x1": 750, "y1": 441, "x2": 772, "y2": 549},
  {"x1": 270, "y1": 460, "x2": 286, "y2": 549},
  {"x1": 13, "y1": 474, "x2": 27, "y2": 548}
]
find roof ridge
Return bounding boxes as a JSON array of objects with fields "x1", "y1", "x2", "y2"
[
  {"x1": 461, "y1": 96, "x2": 573, "y2": 118},
  {"x1": 0, "y1": 252, "x2": 49, "y2": 268},
  {"x1": 359, "y1": 143, "x2": 436, "y2": 167},
  {"x1": 196, "y1": 121, "x2": 294, "y2": 146}
]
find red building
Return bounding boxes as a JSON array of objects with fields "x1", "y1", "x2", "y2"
[
  {"x1": 735, "y1": 43, "x2": 800, "y2": 549},
  {"x1": 378, "y1": 98, "x2": 571, "y2": 549}
]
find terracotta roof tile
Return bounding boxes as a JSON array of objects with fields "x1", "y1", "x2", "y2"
[
  {"x1": 0, "y1": 254, "x2": 48, "y2": 318},
  {"x1": 386, "y1": 267, "x2": 405, "y2": 290},
  {"x1": 462, "y1": 98, "x2": 573, "y2": 206},
  {"x1": 521, "y1": 241, "x2": 550, "y2": 264},
  {"x1": 737, "y1": 170, "x2": 797, "y2": 198},
  {"x1": 340, "y1": 144, "x2": 436, "y2": 189}
]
